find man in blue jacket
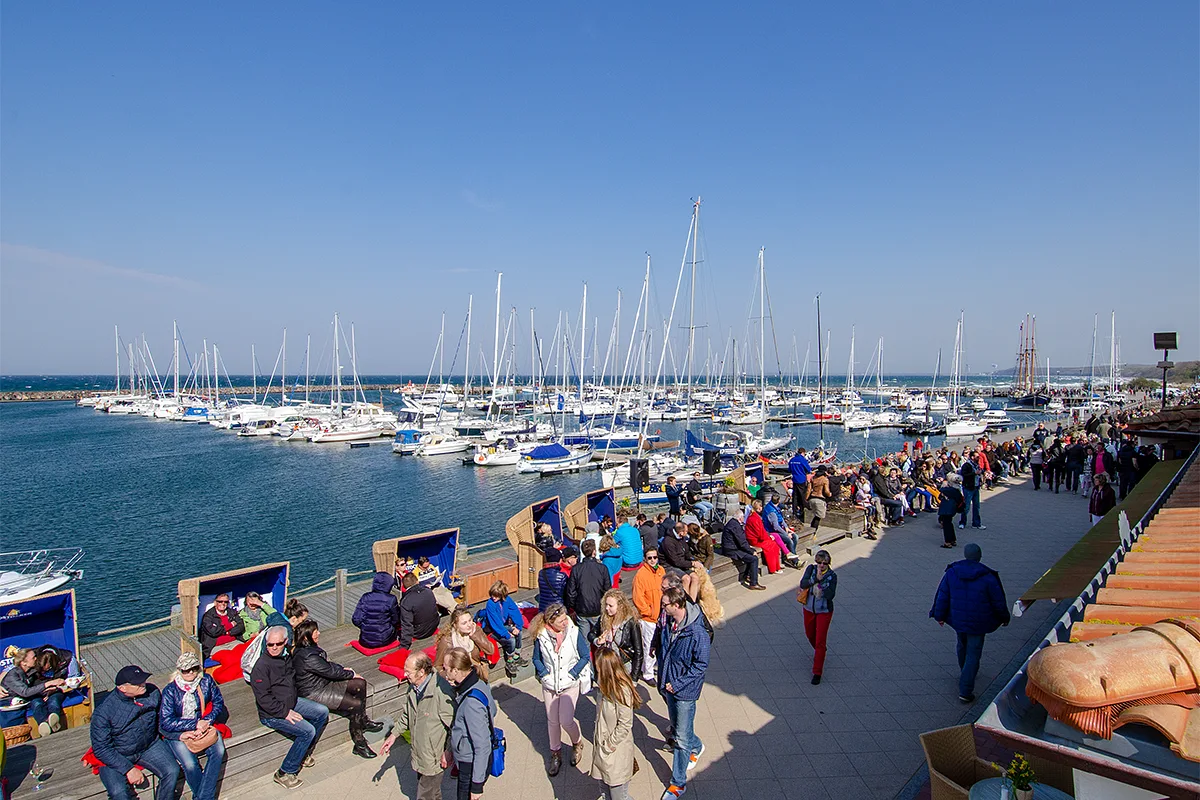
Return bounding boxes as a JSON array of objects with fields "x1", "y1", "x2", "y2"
[
  {"x1": 352, "y1": 572, "x2": 401, "y2": 649},
  {"x1": 537, "y1": 547, "x2": 569, "y2": 611},
  {"x1": 789, "y1": 448, "x2": 813, "y2": 522},
  {"x1": 930, "y1": 543, "x2": 1010, "y2": 704},
  {"x1": 657, "y1": 587, "x2": 711, "y2": 799},
  {"x1": 90, "y1": 665, "x2": 180, "y2": 800}
]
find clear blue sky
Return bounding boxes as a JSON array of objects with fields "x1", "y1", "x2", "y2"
[{"x1": 2, "y1": 2, "x2": 1197, "y2": 378}]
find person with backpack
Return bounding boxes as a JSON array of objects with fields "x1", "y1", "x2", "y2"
[
  {"x1": 937, "y1": 474, "x2": 966, "y2": 548},
  {"x1": 381, "y1": 651, "x2": 455, "y2": 800},
  {"x1": 958, "y1": 453, "x2": 985, "y2": 531},
  {"x1": 443, "y1": 647, "x2": 498, "y2": 800}
]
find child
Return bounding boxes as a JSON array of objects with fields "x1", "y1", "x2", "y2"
[{"x1": 475, "y1": 580, "x2": 529, "y2": 678}]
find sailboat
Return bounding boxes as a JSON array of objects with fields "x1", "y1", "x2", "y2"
[{"x1": 944, "y1": 313, "x2": 987, "y2": 438}]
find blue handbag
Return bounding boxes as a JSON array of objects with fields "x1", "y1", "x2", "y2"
[{"x1": 465, "y1": 689, "x2": 505, "y2": 777}]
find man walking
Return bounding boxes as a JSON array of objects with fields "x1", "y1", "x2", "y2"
[
  {"x1": 657, "y1": 587, "x2": 711, "y2": 799},
  {"x1": 788, "y1": 448, "x2": 813, "y2": 522},
  {"x1": 381, "y1": 651, "x2": 455, "y2": 800},
  {"x1": 251, "y1": 626, "x2": 329, "y2": 789},
  {"x1": 958, "y1": 453, "x2": 985, "y2": 530},
  {"x1": 929, "y1": 544, "x2": 1009, "y2": 703},
  {"x1": 564, "y1": 538, "x2": 610, "y2": 642},
  {"x1": 633, "y1": 548, "x2": 666, "y2": 682}
]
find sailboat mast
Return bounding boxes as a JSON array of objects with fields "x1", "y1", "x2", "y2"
[
  {"x1": 759, "y1": 247, "x2": 766, "y2": 437},
  {"x1": 530, "y1": 308, "x2": 536, "y2": 391},
  {"x1": 493, "y1": 273, "x2": 503, "y2": 406},
  {"x1": 252, "y1": 344, "x2": 257, "y2": 403},
  {"x1": 580, "y1": 282, "x2": 587, "y2": 418},
  {"x1": 333, "y1": 313, "x2": 341, "y2": 414},
  {"x1": 305, "y1": 334, "x2": 311, "y2": 405},
  {"x1": 464, "y1": 295, "x2": 472, "y2": 413},
  {"x1": 173, "y1": 320, "x2": 180, "y2": 399},
  {"x1": 685, "y1": 198, "x2": 700, "y2": 435},
  {"x1": 1110, "y1": 310, "x2": 1117, "y2": 394},
  {"x1": 114, "y1": 325, "x2": 121, "y2": 396},
  {"x1": 213, "y1": 344, "x2": 219, "y2": 405},
  {"x1": 282, "y1": 328, "x2": 287, "y2": 405},
  {"x1": 815, "y1": 294, "x2": 824, "y2": 442}
]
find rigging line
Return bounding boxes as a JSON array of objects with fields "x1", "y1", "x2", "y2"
[{"x1": 761, "y1": 269, "x2": 785, "y2": 382}]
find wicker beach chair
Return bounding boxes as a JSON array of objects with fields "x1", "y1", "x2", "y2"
[{"x1": 919, "y1": 725, "x2": 1003, "y2": 800}]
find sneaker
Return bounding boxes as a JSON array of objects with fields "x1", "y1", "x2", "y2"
[
  {"x1": 37, "y1": 721, "x2": 52, "y2": 738},
  {"x1": 973, "y1": 525, "x2": 987, "y2": 530},
  {"x1": 687, "y1": 742, "x2": 705, "y2": 771},
  {"x1": 747, "y1": 584, "x2": 766, "y2": 591},
  {"x1": 48, "y1": 712, "x2": 63, "y2": 732},
  {"x1": 302, "y1": 755, "x2": 316, "y2": 769},
  {"x1": 274, "y1": 771, "x2": 304, "y2": 789},
  {"x1": 958, "y1": 523, "x2": 966, "y2": 529},
  {"x1": 959, "y1": 694, "x2": 976, "y2": 704},
  {"x1": 662, "y1": 785, "x2": 687, "y2": 799}
]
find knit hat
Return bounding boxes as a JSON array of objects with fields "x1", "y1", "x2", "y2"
[
  {"x1": 542, "y1": 547, "x2": 562, "y2": 564},
  {"x1": 176, "y1": 651, "x2": 202, "y2": 672},
  {"x1": 964, "y1": 543, "x2": 982, "y2": 562}
]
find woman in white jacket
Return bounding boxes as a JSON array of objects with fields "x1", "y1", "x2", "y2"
[{"x1": 530, "y1": 603, "x2": 592, "y2": 778}]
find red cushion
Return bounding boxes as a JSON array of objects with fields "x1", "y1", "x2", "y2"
[
  {"x1": 207, "y1": 641, "x2": 250, "y2": 684},
  {"x1": 377, "y1": 648, "x2": 412, "y2": 680},
  {"x1": 347, "y1": 639, "x2": 400, "y2": 656},
  {"x1": 520, "y1": 606, "x2": 538, "y2": 626},
  {"x1": 484, "y1": 636, "x2": 502, "y2": 667}
]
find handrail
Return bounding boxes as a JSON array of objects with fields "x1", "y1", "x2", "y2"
[
  {"x1": 80, "y1": 614, "x2": 174, "y2": 643},
  {"x1": 292, "y1": 575, "x2": 337, "y2": 596}
]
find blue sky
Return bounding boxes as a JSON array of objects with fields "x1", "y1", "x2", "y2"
[{"x1": 2, "y1": 2, "x2": 1197, "y2": 378}]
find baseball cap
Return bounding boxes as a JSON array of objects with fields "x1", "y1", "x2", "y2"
[{"x1": 115, "y1": 665, "x2": 152, "y2": 687}]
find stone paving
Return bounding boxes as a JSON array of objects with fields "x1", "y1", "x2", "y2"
[{"x1": 223, "y1": 468, "x2": 1096, "y2": 800}]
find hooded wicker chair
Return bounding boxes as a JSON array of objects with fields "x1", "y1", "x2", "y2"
[{"x1": 919, "y1": 725, "x2": 1003, "y2": 800}]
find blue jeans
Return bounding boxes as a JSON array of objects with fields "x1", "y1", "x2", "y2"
[
  {"x1": 495, "y1": 629, "x2": 522, "y2": 655},
  {"x1": 98, "y1": 738, "x2": 179, "y2": 800},
  {"x1": 692, "y1": 500, "x2": 714, "y2": 520},
  {"x1": 260, "y1": 696, "x2": 329, "y2": 775},
  {"x1": 168, "y1": 734, "x2": 226, "y2": 800},
  {"x1": 665, "y1": 695, "x2": 701, "y2": 788},
  {"x1": 956, "y1": 633, "x2": 986, "y2": 698},
  {"x1": 907, "y1": 487, "x2": 934, "y2": 510},
  {"x1": 959, "y1": 488, "x2": 982, "y2": 527},
  {"x1": 575, "y1": 615, "x2": 600, "y2": 644},
  {"x1": 24, "y1": 691, "x2": 65, "y2": 725}
]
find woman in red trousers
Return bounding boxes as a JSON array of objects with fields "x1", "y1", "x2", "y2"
[
  {"x1": 797, "y1": 549, "x2": 837, "y2": 685},
  {"x1": 744, "y1": 499, "x2": 783, "y2": 574}
]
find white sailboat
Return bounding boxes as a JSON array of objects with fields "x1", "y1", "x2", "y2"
[{"x1": 945, "y1": 313, "x2": 987, "y2": 438}]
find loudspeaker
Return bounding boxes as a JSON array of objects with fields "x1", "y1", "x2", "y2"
[
  {"x1": 702, "y1": 449, "x2": 721, "y2": 475},
  {"x1": 629, "y1": 458, "x2": 650, "y2": 490}
]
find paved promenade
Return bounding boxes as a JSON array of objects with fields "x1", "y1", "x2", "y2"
[{"x1": 224, "y1": 468, "x2": 1093, "y2": 800}]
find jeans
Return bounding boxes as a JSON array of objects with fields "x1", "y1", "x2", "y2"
[
  {"x1": 665, "y1": 695, "x2": 701, "y2": 788},
  {"x1": 639, "y1": 620, "x2": 657, "y2": 680},
  {"x1": 575, "y1": 614, "x2": 600, "y2": 644},
  {"x1": 959, "y1": 488, "x2": 981, "y2": 528},
  {"x1": 908, "y1": 487, "x2": 934, "y2": 511},
  {"x1": 98, "y1": 739, "x2": 180, "y2": 800},
  {"x1": 728, "y1": 552, "x2": 760, "y2": 586},
  {"x1": 495, "y1": 630, "x2": 522, "y2": 656},
  {"x1": 542, "y1": 683, "x2": 582, "y2": 750},
  {"x1": 167, "y1": 734, "x2": 226, "y2": 800},
  {"x1": 956, "y1": 632, "x2": 987, "y2": 698},
  {"x1": 260, "y1": 696, "x2": 329, "y2": 775},
  {"x1": 879, "y1": 497, "x2": 904, "y2": 523},
  {"x1": 24, "y1": 691, "x2": 65, "y2": 725},
  {"x1": 604, "y1": 783, "x2": 632, "y2": 800},
  {"x1": 693, "y1": 500, "x2": 714, "y2": 520},
  {"x1": 1031, "y1": 464, "x2": 1042, "y2": 490}
]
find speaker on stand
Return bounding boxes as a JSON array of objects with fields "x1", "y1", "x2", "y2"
[{"x1": 629, "y1": 458, "x2": 650, "y2": 511}]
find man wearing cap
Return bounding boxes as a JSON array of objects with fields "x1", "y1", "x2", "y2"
[
  {"x1": 929, "y1": 544, "x2": 1010, "y2": 704},
  {"x1": 90, "y1": 664, "x2": 180, "y2": 800},
  {"x1": 251, "y1": 626, "x2": 329, "y2": 789}
]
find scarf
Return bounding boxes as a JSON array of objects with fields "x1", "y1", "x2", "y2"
[
  {"x1": 450, "y1": 628, "x2": 475, "y2": 655},
  {"x1": 173, "y1": 673, "x2": 203, "y2": 719}
]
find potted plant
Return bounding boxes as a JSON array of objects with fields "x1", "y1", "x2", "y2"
[
  {"x1": 617, "y1": 497, "x2": 633, "y2": 511},
  {"x1": 721, "y1": 477, "x2": 737, "y2": 493},
  {"x1": 1001, "y1": 753, "x2": 1037, "y2": 800}
]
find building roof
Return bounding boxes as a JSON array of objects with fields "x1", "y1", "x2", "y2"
[{"x1": 1125, "y1": 405, "x2": 1200, "y2": 436}]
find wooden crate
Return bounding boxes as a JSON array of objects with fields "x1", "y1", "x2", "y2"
[{"x1": 462, "y1": 558, "x2": 519, "y2": 606}]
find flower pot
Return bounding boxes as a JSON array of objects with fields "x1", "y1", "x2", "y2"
[{"x1": 1014, "y1": 787, "x2": 1033, "y2": 800}]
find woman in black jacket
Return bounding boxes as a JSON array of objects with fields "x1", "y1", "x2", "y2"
[
  {"x1": 594, "y1": 589, "x2": 643, "y2": 678},
  {"x1": 292, "y1": 619, "x2": 383, "y2": 759}
]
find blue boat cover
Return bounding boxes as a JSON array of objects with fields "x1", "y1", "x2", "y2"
[
  {"x1": 685, "y1": 430, "x2": 720, "y2": 455},
  {"x1": 528, "y1": 442, "x2": 570, "y2": 459}
]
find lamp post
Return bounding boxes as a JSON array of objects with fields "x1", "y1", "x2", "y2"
[{"x1": 1153, "y1": 332, "x2": 1178, "y2": 411}]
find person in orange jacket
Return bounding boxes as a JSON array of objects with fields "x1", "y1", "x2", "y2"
[{"x1": 632, "y1": 549, "x2": 665, "y2": 682}]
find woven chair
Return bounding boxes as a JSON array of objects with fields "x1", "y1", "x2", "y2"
[
  {"x1": 919, "y1": 725, "x2": 1003, "y2": 800},
  {"x1": 1027, "y1": 753, "x2": 1076, "y2": 797}
]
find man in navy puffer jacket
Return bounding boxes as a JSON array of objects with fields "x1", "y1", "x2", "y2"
[
  {"x1": 537, "y1": 548, "x2": 569, "y2": 611},
  {"x1": 352, "y1": 572, "x2": 401, "y2": 649},
  {"x1": 930, "y1": 543, "x2": 1010, "y2": 704},
  {"x1": 90, "y1": 665, "x2": 180, "y2": 800}
]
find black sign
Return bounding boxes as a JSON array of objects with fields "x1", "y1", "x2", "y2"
[{"x1": 1153, "y1": 332, "x2": 1178, "y2": 351}]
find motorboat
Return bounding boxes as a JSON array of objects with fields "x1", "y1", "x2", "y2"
[
  {"x1": 982, "y1": 409, "x2": 1014, "y2": 428},
  {"x1": 516, "y1": 443, "x2": 595, "y2": 474},
  {"x1": 726, "y1": 406, "x2": 767, "y2": 426},
  {"x1": 0, "y1": 549, "x2": 84, "y2": 603},
  {"x1": 970, "y1": 397, "x2": 990, "y2": 412},
  {"x1": 811, "y1": 404, "x2": 842, "y2": 422},
  {"x1": 237, "y1": 418, "x2": 280, "y2": 437},
  {"x1": 392, "y1": 428, "x2": 425, "y2": 454},
  {"x1": 414, "y1": 432, "x2": 472, "y2": 456},
  {"x1": 1046, "y1": 399, "x2": 1066, "y2": 414},
  {"x1": 928, "y1": 395, "x2": 951, "y2": 412},
  {"x1": 945, "y1": 418, "x2": 988, "y2": 438},
  {"x1": 308, "y1": 421, "x2": 392, "y2": 443}
]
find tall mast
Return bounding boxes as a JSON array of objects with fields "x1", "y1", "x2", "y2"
[
  {"x1": 281, "y1": 328, "x2": 287, "y2": 405},
  {"x1": 114, "y1": 325, "x2": 121, "y2": 396},
  {"x1": 305, "y1": 334, "x2": 311, "y2": 405},
  {"x1": 759, "y1": 247, "x2": 766, "y2": 437},
  {"x1": 252, "y1": 344, "x2": 257, "y2": 403},
  {"x1": 580, "y1": 282, "x2": 587, "y2": 413},
  {"x1": 530, "y1": 308, "x2": 536, "y2": 391},
  {"x1": 213, "y1": 343, "x2": 219, "y2": 405},
  {"x1": 173, "y1": 320, "x2": 180, "y2": 399},
  {"x1": 492, "y1": 273, "x2": 503, "y2": 406},
  {"x1": 685, "y1": 198, "x2": 700, "y2": 435},
  {"x1": 1088, "y1": 314, "x2": 1098, "y2": 402},
  {"x1": 333, "y1": 313, "x2": 341, "y2": 414},
  {"x1": 464, "y1": 295, "x2": 473, "y2": 413},
  {"x1": 1110, "y1": 310, "x2": 1117, "y2": 394},
  {"x1": 815, "y1": 294, "x2": 824, "y2": 442}
]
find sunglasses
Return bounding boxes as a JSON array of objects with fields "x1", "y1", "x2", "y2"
[
  {"x1": 215, "y1": 600, "x2": 229, "y2": 606},
  {"x1": 646, "y1": 555, "x2": 659, "y2": 560},
  {"x1": 181, "y1": 666, "x2": 201, "y2": 675},
  {"x1": 266, "y1": 641, "x2": 287, "y2": 649}
]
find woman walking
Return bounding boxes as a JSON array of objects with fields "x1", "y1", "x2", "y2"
[
  {"x1": 594, "y1": 589, "x2": 644, "y2": 678},
  {"x1": 159, "y1": 652, "x2": 227, "y2": 800},
  {"x1": 1089, "y1": 472, "x2": 1117, "y2": 525},
  {"x1": 292, "y1": 619, "x2": 382, "y2": 759},
  {"x1": 937, "y1": 474, "x2": 966, "y2": 548},
  {"x1": 797, "y1": 549, "x2": 837, "y2": 685},
  {"x1": 443, "y1": 647, "x2": 497, "y2": 800},
  {"x1": 531, "y1": 603, "x2": 591, "y2": 776},
  {"x1": 590, "y1": 647, "x2": 640, "y2": 800}
]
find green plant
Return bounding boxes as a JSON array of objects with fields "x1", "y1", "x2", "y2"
[
  {"x1": 1005, "y1": 753, "x2": 1036, "y2": 791},
  {"x1": 617, "y1": 496, "x2": 632, "y2": 510},
  {"x1": 723, "y1": 477, "x2": 736, "y2": 489}
]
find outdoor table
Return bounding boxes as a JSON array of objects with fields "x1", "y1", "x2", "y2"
[{"x1": 968, "y1": 778, "x2": 1074, "y2": 800}]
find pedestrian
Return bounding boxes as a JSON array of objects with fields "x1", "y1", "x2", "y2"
[
  {"x1": 1089, "y1": 473, "x2": 1117, "y2": 525},
  {"x1": 159, "y1": 652, "x2": 227, "y2": 800},
  {"x1": 590, "y1": 647, "x2": 640, "y2": 800},
  {"x1": 807, "y1": 466, "x2": 833, "y2": 531},
  {"x1": 90, "y1": 664, "x2": 180, "y2": 800},
  {"x1": 594, "y1": 589, "x2": 644, "y2": 678},
  {"x1": 531, "y1": 603, "x2": 591, "y2": 777},
  {"x1": 564, "y1": 537, "x2": 611, "y2": 643},
  {"x1": 929, "y1": 543, "x2": 1010, "y2": 703},
  {"x1": 720, "y1": 514, "x2": 765, "y2": 591},
  {"x1": 788, "y1": 447, "x2": 813, "y2": 521},
  {"x1": 250, "y1": 626, "x2": 329, "y2": 789},
  {"x1": 958, "y1": 453, "x2": 985, "y2": 530},
  {"x1": 664, "y1": 475, "x2": 684, "y2": 519},
  {"x1": 381, "y1": 651, "x2": 455, "y2": 800},
  {"x1": 632, "y1": 549, "x2": 666, "y2": 681},
  {"x1": 796, "y1": 549, "x2": 837, "y2": 685},
  {"x1": 656, "y1": 587, "x2": 710, "y2": 800},
  {"x1": 537, "y1": 547, "x2": 570, "y2": 612},
  {"x1": 937, "y1": 474, "x2": 966, "y2": 548},
  {"x1": 1028, "y1": 443, "x2": 1044, "y2": 490},
  {"x1": 442, "y1": 647, "x2": 497, "y2": 800}
]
